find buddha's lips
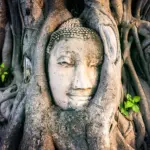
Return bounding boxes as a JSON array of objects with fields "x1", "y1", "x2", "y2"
[
  {"x1": 67, "y1": 93, "x2": 92, "y2": 101},
  {"x1": 66, "y1": 91, "x2": 93, "y2": 97}
]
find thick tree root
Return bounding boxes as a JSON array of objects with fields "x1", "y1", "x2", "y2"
[
  {"x1": 132, "y1": 26, "x2": 150, "y2": 85},
  {"x1": 0, "y1": 92, "x2": 17, "y2": 105},
  {"x1": 126, "y1": 57, "x2": 150, "y2": 137},
  {"x1": 136, "y1": 19, "x2": 150, "y2": 37},
  {"x1": 134, "y1": 0, "x2": 145, "y2": 18},
  {"x1": 110, "y1": 113, "x2": 135, "y2": 150},
  {"x1": 142, "y1": 2, "x2": 150, "y2": 20},
  {"x1": 0, "y1": 98, "x2": 13, "y2": 121},
  {"x1": 121, "y1": 20, "x2": 150, "y2": 140},
  {"x1": 110, "y1": 0, "x2": 123, "y2": 24},
  {"x1": 0, "y1": 85, "x2": 18, "y2": 121},
  {"x1": 80, "y1": 1, "x2": 122, "y2": 149},
  {"x1": 7, "y1": 0, "x2": 23, "y2": 84},
  {"x1": 2, "y1": 23, "x2": 13, "y2": 69},
  {"x1": 20, "y1": 0, "x2": 72, "y2": 149},
  {"x1": 0, "y1": 78, "x2": 18, "y2": 92},
  {"x1": 0, "y1": 0, "x2": 7, "y2": 62},
  {"x1": 9, "y1": 85, "x2": 26, "y2": 121},
  {"x1": 1, "y1": 95, "x2": 26, "y2": 150},
  {"x1": 133, "y1": 112, "x2": 145, "y2": 149}
]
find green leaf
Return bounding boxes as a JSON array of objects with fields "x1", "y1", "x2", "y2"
[
  {"x1": 1, "y1": 74, "x2": 5, "y2": 82},
  {"x1": 119, "y1": 103, "x2": 123, "y2": 109},
  {"x1": 133, "y1": 96, "x2": 140, "y2": 103},
  {"x1": 0, "y1": 63, "x2": 4, "y2": 68},
  {"x1": 132, "y1": 104, "x2": 140, "y2": 112},
  {"x1": 121, "y1": 107, "x2": 129, "y2": 116},
  {"x1": 125, "y1": 101, "x2": 134, "y2": 109},
  {"x1": 4, "y1": 72, "x2": 8, "y2": 75},
  {"x1": 126, "y1": 94, "x2": 132, "y2": 101},
  {"x1": 124, "y1": 102, "x2": 127, "y2": 109}
]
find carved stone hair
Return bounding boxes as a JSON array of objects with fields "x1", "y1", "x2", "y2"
[{"x1": 47, "y1": 18, "x2": 103, "y2": 54}]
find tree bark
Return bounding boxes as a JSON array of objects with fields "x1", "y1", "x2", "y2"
[{"x1": 0, "y1": 0, "x2": 150, "y2": 149}]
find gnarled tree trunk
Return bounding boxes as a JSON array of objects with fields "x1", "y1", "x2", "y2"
[{"x1": 0, "y1": 0, "x2": 150, "y2": 149}]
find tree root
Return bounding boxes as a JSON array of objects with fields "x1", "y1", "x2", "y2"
[
  {"x1": 122, "y1": 27, "x2": 133, "y2": 63},
  {"x1": 0, "y1": 78, "x2": 18, "y2": 92},
  {"x1": 20, "y1": 0, "x2": 72, "y2": 149},
  {"x1": 0, "y1": 91, "x2": 17, "y2": 105},
  {"x1": 115, "y1": 127, "x2": 135, "y2": 150},
  {"x1": 142, "y1": 38, "x2": 150, "y2": 50},
  {"x1": 110, "y1": 121, "x2": 135, "y2": 150},
  {"x1": 0, "y1": 28, "x2": 5, "y2": 62},
  {"x1": 9, "y1": 86, "x2": 26, "y2": 121},
  {"x1": 126, "y1": 57, "x2": 150, "y2": 137},
  {"x1": 133, "y1": 112, "x2": 145, "y2": 149},
  {"x1": 121, "y1": 21, "x2": 149, "y2": 141},
  {"x1": 84, "y1": 0, "x2": 111, "y2": 14},
  {"x1": 19, "y1": 0, "x2": 44, "y2": 27},
  {"x1": 0, "y1": 85, "x2": 18, "y2": 121},
  {"x1": 0, "y1": 84, "x2": 17, "y2": 102},
  {"x1": 143, "y1": 141, "x2": 148, "y2": 150},
  {"x1": 10, "y1": 25, "x2": 23, "y2": 84},
  {"x1": 0, "y1": 0, "x2": 7, "y2": 28},
  {"x1": 134, "y1": 0, "x2": 144, "y2": 19},
  {"x1": 0, "y1": 0, "x2": 7, "y2": 62},
  {"x1": 135, "y1": 19, "x2": 150, "y2": 37},
  {"x1": 0, "y1": 98, "x2": 13, "y2": 121},
  {"x1": 110, "y1": 0, "x2": 123, "y2": 25},
  {"x1": 7, "y1": 0, "x2": 23, "y2": 84},
  {"x1": 1, "y1": 96, "x2": 26, "y2": 150},
  {"x1": 132, "y1": 26, "x2": 150, "y2": 85},
  {"x1": 2, "y1": 23, "x2": 13, "y2": 69},
  {"x1": 122, "y1": 0, "x2": 132, "y2": 23},
  {"x1": 142, "y1": 2, "x2": 150, "y2": 19},
  {"x1": 140, "y1": 0, "x2": 148, "y2": 17},
  {"x1": 80, "y1": 1, "x2": 122, "y2": 149},
  {"x1": 115, "y1": 111, "x2": 145, "y2": 149},
  {"x1": 0, "y1": 81, "x2": 26, "y2": 148}
]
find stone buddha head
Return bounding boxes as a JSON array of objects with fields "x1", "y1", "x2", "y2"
[{"x1": 47, "y1": 19, "x2": 103, "y2": 110}]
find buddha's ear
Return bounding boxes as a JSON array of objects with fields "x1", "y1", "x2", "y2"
[
  {"x1": 98, "y1": 25, "x2": 118, "y2": 63},
  {"x1": 80, "y1": 5, "x2": 120, "y2": 64}
]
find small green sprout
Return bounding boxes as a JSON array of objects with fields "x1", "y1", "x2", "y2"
[
  {"x1": 119, "y1": 94, "x2": 140, "y2": 116},
  {"x1": 0, "y1": 63, "x2": 8, "y2": 83}
]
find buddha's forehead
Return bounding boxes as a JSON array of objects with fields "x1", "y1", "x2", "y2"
[{"x1": 51, "y1": 38, "x2": 103, "y2": 60}]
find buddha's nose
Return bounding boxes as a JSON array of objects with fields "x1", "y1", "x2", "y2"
[{"x1": 71, "y1": 65, "x2": 93, "y2": 89}]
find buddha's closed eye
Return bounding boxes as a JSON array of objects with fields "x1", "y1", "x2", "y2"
[{"x1": 57, "y1": 56, "x2": 74, "y2": 67}]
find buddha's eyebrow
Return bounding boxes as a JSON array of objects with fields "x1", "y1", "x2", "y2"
[{"x1": 58, "y1": 50, "x2": 76, "y2": 57}]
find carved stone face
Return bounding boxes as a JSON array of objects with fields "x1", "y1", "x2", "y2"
[{"x1": 48, "y1": 38, "x2": 103, "y2": 110}]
